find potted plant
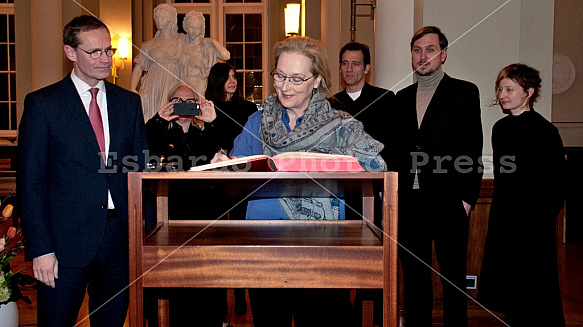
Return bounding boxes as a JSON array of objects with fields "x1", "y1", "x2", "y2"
[{"x1": 0, "y1": 196, "x2": 36, "y2": 326}]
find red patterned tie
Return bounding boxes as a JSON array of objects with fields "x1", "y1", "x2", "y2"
[{"x1": 89, "y1": 88, "x2": 106, "y2": 163}]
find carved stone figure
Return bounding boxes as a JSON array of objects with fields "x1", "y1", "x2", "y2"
[
  {"x1": 180, "y1": 11, "x2": 230, "y2": 99},
  {"x1": 131, "y1": 7, "x2": 230, "y2": 120},
  {"x1": 130, "y1": 4, "x2": 182, "y2": 120}
]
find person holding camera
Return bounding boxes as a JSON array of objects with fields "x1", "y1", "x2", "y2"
[
  {"x1": 145, "y1": 84, "x2": 228, "y2": 326},
  {"x1": 145, "y1": 83, "x2": 218, "y2": 170}
]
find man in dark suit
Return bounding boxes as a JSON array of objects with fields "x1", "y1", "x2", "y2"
[
  {"x1": 17, "y1": 16, "x2": 148, "y2": 326},
  {"x1": 328, "y1": 41, "x2": 396, "y2": 325},
  {"x1": 328, "y1": 41, "x2": 395, "y2": 162},
  {"x1": 394, "y1": 26, "x2": 483, "y2": 327}
]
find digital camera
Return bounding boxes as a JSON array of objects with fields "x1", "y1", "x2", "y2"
[{"x1": 173, "y1": 103, "x2": 200, "y2": 116}]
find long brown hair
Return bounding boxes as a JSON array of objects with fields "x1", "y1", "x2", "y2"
[{"x1": 205, "y1": 62, "x2": 242, "y2": 103}]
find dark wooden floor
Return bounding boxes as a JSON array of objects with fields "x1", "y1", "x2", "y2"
[{"x1": 12, "y1": 242, "x2": 583, "y2": 326}]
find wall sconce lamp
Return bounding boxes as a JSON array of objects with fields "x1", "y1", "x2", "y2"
[
  {"x1": 112, "y1": 38, "x2": 130, "y2": 84},
  {"x1": 285, "y1": 3, "x2": 301, "y2": 37}
]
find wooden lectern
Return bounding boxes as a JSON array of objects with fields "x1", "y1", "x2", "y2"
[{"x1": 127, "y1": 171, "x2": 398, "y2": 327}]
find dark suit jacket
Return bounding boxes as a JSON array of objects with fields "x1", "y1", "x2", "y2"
[
  {"x1": 328, "y1": 82, "x2": 396, "y2": 162},
  {"x1": 17, "y1": 75, "x2": 148, "y2": 267},
  {"x1": 394, "y1": 74, "x2": 483, "y2": 207}
]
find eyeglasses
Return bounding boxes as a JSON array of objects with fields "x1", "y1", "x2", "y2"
[
  {"x1": 77, "y1": 47, "x2": 117, "y2": 59},
  {"x1": 170, "y1": 97, "x2": 197, "y2": 104},
  {"x1": 271, "y1": 70, "x2": 315, "y2": 85}
]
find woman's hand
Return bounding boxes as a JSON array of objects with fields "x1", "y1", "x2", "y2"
[
  {"x1": 211, "y1": 152, "x2": 236, "y2": 163},
  {"x1": 196, "y1": 99, "x2": 217, "y2": 123},
  {"x1": 157, "y1": 102, "x2": 179, "y2": 121}
]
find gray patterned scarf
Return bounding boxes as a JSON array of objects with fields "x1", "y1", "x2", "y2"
[{"x1": 259, "y1": 92, "x2": 386, "y2": 219}]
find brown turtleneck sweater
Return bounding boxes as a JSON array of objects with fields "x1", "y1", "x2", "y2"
[
  {"x1": 416, "y1": 66, "x2": 444, "y2": 128},
  {"x1": 413, "y1": 66, "x2": 445, "y2": 189}
]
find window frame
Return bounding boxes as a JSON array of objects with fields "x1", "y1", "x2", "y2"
[{"x1": 0, "y1": 3, "x2": 16, "y2": 138}]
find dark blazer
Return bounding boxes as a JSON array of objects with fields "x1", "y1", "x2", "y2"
[
  {"x1": 328, "y1": 82, "x2": 396, "y2": 162},
  {"x1": 17, "y1": 75, "x2": 148, "y2": 267},
  {"x1": 394, "y1": 73, "x2": 483, "y2": 207}
]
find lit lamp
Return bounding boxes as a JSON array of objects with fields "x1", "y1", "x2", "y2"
[
  {"x1": 112, "y1": 37, "x2": 130, "y2": 84},
  {"x1": 117, "y1": 38, "x2": 129, "y2": 60},
  {"x1": 284, "y1": 3, "x2": 300, "y2": 37}
]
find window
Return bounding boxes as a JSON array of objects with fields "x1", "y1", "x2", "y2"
[
  {"x1": 225, "y1": 13, "x2": 263, "y2": 104},
  {"x1": 0, "y1": 2, "x2": 15, "y2": 136},
  {"x1": 170, "y1": 0, "x2": 267, "y2": 105}
]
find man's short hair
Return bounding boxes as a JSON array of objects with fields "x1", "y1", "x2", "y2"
[
  {"x1": 339, "y1": 42, "x2": 371, "y2": 66},
  {"x1": 63, "y1": 15, "x2": 109, "y2": 48},
  {"x1": 410, "y1": 26, "x2": 448, "y2": 51}
]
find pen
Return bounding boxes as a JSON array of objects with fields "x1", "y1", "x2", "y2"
[{"x1": 218, "y1": 148, "x2": 228, "y2": 156}]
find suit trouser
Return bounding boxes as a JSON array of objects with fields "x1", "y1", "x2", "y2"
[
  {"x1": 398, "y1": 190, "x2": 469, "y2": 327},
  {"x1": 37, "y1": 212, "x2": 129, "y2": 327}
]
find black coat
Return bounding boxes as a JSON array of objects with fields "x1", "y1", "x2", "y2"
[
  {"x1": 393, "y1": 73, "x2": 483, "y2": 327},
  {"x1": 478, "y1": 110, "x2": 566, "y2": 324},
  {"x1": 393, "y1": 74, "x2": 484, "y2": 206}
]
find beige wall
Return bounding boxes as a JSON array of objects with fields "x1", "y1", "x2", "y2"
[
  {"x1": 421, "y1": 0, "x2": 555, "y2": 176},
  {"x1": 374, "y1": 0, "x2": 416, "y2": 91},
  {"x1": 553, "y1": 0, "x2": 583, "y2": 147}
]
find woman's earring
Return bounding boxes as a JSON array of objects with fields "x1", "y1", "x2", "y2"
[{"x1": 312, "y1": 87, "x2": 318, "y2": 96}]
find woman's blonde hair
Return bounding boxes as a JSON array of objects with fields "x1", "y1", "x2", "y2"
[{"x1": 273, "y1": 36, "x2": 330, "y2": 94}]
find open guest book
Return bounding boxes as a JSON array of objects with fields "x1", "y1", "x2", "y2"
[{"x1": 188, "y1": 152, "x2": 364, "y2": 172}]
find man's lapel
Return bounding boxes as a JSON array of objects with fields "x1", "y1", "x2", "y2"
[
  {"x1": 60, "y1": 77, "x2": 104, "y2": 159},
  {"x1": 104, "y1": 82, "x2": 121, "y2": 156}
]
